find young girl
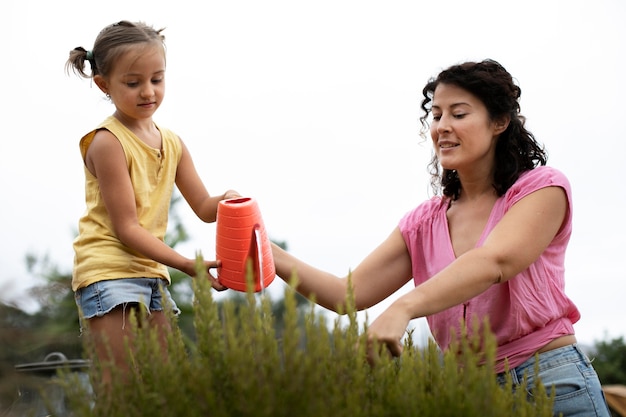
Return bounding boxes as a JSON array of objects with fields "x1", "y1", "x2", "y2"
[
  {"x1": 271, "y1": 59, "x2": 611, "y2": 416},
  {"x1": 66, "y1": 20, "x2": 239, "y2": 386}
]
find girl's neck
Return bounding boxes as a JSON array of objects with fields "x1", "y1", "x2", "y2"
[
  {"x1": 113, "y1": 111, "x2": 153, "y2": 131},
  {"x1": 113, "y1": 112, "x2": 161, "y2": 149}
]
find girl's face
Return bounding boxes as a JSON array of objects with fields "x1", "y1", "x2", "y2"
[
  {"x1": 430, "y1": 83, "x2": 507, "y2": 174},
  {"x1": 95, "y1": 44, "x2": 166, "y2": 121}
]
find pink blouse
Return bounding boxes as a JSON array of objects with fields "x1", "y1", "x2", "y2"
[{"x1": 399, "y1": 166, "x2": 580, "y2": 372}]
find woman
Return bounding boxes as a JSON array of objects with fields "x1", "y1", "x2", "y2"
[{"x1": 271, "y1": 59, "x2": 610, "y2": 416}]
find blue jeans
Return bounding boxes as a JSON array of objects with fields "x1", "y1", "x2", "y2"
[
  {"x1": 497, "y1": 344, "x2": 611, "y2": 416},
  {"x1": 74, "y1": 278, "x2": 180, "y2": 331}
]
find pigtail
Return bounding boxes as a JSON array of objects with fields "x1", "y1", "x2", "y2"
[{"x1": 65, "y1": 46, "x2": 94, "y2": 79}]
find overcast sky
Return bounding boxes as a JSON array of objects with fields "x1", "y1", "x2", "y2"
[{"x1": 1, "y1": 0, "x2": 624, "y2": 346}]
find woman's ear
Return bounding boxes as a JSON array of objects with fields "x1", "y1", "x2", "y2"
[
  {"x1": 93, "y1": 75, "x2": 109, "y2": 96},
  {"x1": 494, "y1": 116, "x2": 510, "y2": 135}
]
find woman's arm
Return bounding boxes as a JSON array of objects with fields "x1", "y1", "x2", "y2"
[
  {"x1": 272, "y1": 227, "x2": 413, "y2": 312},
  {"x1": 367, "y1": 186, "x2": 568, "y2": 356}
]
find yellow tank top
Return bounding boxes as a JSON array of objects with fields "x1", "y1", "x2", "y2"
[{"x1": 72, "y1": 116, "x2": 182, "y2": 291}]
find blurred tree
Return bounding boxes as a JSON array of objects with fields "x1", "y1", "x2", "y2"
[
  {"x1": 0, "y1": 186, "x2": 322, "y2": 416},
  {"x1": 592, "y1": 336, "x2": 626, "y2": 385},
  {"x1": 19, "y1": 193, "x2": 214, "y2": 357},
  {"x1": 27, "y1": 253, "x2": 83, "y2": 360},
  {"x1": 0, "y1": 303, "x2": 41, "y2": 409},
  {"x1": 2, "y1": 194, "x2": 311, "y2": 364}
]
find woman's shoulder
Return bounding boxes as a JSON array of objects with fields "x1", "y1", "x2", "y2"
[
  {"x1": 399, "y1": 196, "x2": 448, "y2": 231},
  {"x1": 504, "y1": 166, "x2": 572, "y2": 207},
  {"x1": 515, "y1": 166, "x2": 571, "y2": 191}
]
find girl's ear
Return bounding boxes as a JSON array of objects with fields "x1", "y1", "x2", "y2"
[{"x1": 93, "y1": 75, "x2": 109, "y2": 95}]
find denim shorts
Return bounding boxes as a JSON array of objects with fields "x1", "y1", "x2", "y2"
[
  {"x1": 74, "y1": 278, "x2": 181, "y2": 326},
  {"x1": 497, "y1": 344, "x2": 611, "y2": 416}
]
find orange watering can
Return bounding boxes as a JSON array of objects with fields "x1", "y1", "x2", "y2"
[{"x1": 215, "y1": 197, "x2": 275, "y2": 292}]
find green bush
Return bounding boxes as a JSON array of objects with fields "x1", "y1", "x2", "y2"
[{"x1": 61, "y1": 257, "x2": 554, "y2": 417}]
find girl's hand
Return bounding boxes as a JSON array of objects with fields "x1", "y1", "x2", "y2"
[
  {"x1": 223, "y1": 190, "x2": 241, "y2": 200},
  {"x1": 185, "y1": 258, "x2": 227, "y2": 291},
  {"x1": 202, "y1": 259, "x2": 228, "y2": 291}
]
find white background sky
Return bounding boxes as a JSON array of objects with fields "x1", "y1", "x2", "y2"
[{"x1": 1, "y1": 0, "x2": 624, "y2": 346}]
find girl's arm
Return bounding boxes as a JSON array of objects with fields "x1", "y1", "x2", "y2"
[
  {"x1": 272, "y1": 227, "x2": 413, "y2": 312},
  {"x1": 85, "y1": 130, "x2": 224, "y2": 285},
  {"x1": 174, "y1": 138, "x2": 239, "y2": 223}
]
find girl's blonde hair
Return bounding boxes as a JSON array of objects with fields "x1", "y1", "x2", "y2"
[{"x1": 65, "y1": 20, "x2": 166, "y2": 79}]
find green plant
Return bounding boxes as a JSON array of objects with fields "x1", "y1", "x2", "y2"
[{"x1": 59, "y1": 254, "x2": 554, "y2": 417}]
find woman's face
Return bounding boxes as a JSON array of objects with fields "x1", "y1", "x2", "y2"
[{"x1": 430, "y1": 83, "x2": 506, "y2": 174}]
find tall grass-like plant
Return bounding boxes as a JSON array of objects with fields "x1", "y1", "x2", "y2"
[{"x1": 61, "y1": 254, "x2": 554, "y2": 416}]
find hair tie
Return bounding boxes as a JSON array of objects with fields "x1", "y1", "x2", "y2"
[{"x1": 86, "y1": 50, "x2": 94, "y2": 61}]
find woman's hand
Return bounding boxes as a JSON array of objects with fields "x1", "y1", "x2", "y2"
[{"x1": 365, "y1": 303, "x2": 411, "y2": 365}]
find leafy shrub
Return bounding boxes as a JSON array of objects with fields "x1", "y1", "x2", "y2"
[{"x1": 61, "y1": 257, "x2": 553, "y2": 417}]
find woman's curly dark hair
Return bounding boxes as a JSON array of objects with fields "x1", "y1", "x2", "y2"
[{"x1": 419, "y1": 59, "x2": 547, "y2": 200}]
